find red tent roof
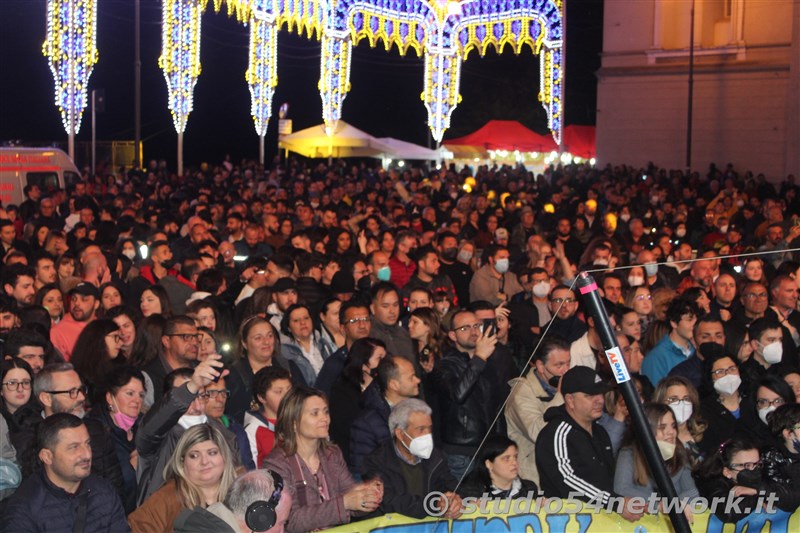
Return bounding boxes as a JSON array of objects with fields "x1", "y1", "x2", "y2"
[
  {"x1": 443, "y1": 120, "x2": 558, "y2": 153},
  {"x1": 562, "y1": 125, "x2": 596, "y2": 158}
]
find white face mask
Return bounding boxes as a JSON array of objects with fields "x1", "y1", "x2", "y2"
[
  {"x1": 620, "y1": 213, "x2": 631, "y2": 223},
  {"x1": 494, "y1": 258, "x2": 510, "y2": 274},
  {"x1": 532, "y1": 281, "x2": 551, "y2": 298},
  {"x1": 593, "y1": 258, "x2": 609, "y2": 267},
  {"x1": 758, "y1": 406, "x2": 776, "y2": 425},
  {"x1": 669, "y1": 401, "x2": 693, "y2": 425},
  {"x1": 657, "y1": 440, "x2": 676, "y2": 461},
  {"x1": 644, "y1": 263, "x2": 659, "y2": 277},
  {"x1": 675, "y1": 228, "x2": 687, "y2": 238},
  {"x1": 458, "y1": 250, "x2": 473, "y2": 263},
  {"x1": 713, "y1": 374, "x2": 742, "y2": 396},
  {"x1": 719, "y1": 225, "x2": 729, "y2": 234},
  {"x1": 178, "y1": 414, "x2": 208, "y2": 430},
  {"x1": 121, "y1": 249, "x2": 136, "y2": 260},
  {"x1": 403, "y1": 431, "x2": 433, "y2": 459},
  {"x1": 627, "y1": 275, "x2": 644, "y2": 287},
  {"x1": 761, "y1": 341, "x2": 783, "y2": 365}
]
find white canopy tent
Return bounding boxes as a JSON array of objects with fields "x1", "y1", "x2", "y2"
[{"x1": 279, "y1": 121, "x2": 447, "y2": 161}]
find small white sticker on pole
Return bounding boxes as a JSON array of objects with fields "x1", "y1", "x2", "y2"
[{"x1": 605, "y1": 346, "x2": 631, "y2": 384}]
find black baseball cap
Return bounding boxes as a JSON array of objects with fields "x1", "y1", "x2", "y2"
[
  {"x1": 68, "y1": 282, "x2": 100, "y2": 299},
  {"x1": 561, "y1": 366, "x2": 612, "y2": 396},
  {"x1": 272, "y1": 277, "x2": 297, "y2": 293}
]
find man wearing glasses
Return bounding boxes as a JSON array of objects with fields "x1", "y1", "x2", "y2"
[
  {"x1": 203, "y1": 376, "x2": 254, "y2": 470},
  {"x1": 545, "y1": 285, "x2": 588, "y2": 344},
  {"x1": 143, "y1": 315, "x2": 201, "y2": 403},
  {"x1": 315, "y1": 299, "x2": 372, "y2": 396},
  {"x1": 431, "y1": 310, "x2": 499, "y2": 479},
  {"x1": 14, "y1": 363, "x2": 125, "y2": 494}
]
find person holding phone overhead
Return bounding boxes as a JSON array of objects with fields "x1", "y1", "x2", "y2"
[{"x1": 431, "y1": 309, "x2": 504, "y2": 479}]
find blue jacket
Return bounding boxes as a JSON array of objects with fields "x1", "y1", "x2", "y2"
[
  {"x1": 641, "y1": 333, "x2": 695, "y2": 386},
  {"x1": 4, "y1": 469, "x2": 129, "y2": 532},
  {"x1": 281, "y1": 335, "x2": 329, "y2": 387}
]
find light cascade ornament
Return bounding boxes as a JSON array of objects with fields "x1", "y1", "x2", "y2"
[
  {"x1": 43, "y1": 0, "x2": 99, "y2": 136},
  {"x1": 160, "y1": 0, "x2": 206, "y2": 134},
  {"x1": 161, "y1": 0, "x2": 563, "y2": 145}
]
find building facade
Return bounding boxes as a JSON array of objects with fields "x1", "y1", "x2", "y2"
[{"x1": 596, "y1": 0, "x2": 799, "y2": 179}]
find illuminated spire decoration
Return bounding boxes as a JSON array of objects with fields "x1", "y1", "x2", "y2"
[
  {"x1": 157, "y1": 0, "x2": 563, "y2": 151},
  {"x1": 43, "y1": 0, "x2": 99, "y2": 156},
  {"x1": 160, "y1": 0, "x2": 205, "y2": 135}
]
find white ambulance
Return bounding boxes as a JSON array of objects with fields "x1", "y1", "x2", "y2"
[{"x1": 0, "y1": 147, "x2": 81, "y2": 206}]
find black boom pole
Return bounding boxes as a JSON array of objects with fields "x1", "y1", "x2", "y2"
[{"x1": 576, "y1": 272, "x2": 691, "y2": 533}]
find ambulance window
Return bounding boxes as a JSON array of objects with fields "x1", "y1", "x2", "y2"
[
  {"x1": 64, "y1": 171, "x2": 80, "y2": 187},
  {"x1": 26, "y1": 172, "x2": 59, "y2": 192}
]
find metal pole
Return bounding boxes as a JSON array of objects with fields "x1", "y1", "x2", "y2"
[
  {"x1": 134, "y1": 0, "x2": 142, "y2": 169},
  {"x1": 259, "y1": 134, "x2": 265, "y2": 166},
  {"x1": 91, "y1": 89, "x2": 96, "y2": 178},
  {"x1": 559, "y1": 0, "x2": 566, "y2": 155},
  {"x1": 576, "y1": 272, "x2": 692, "y2": 533},
  {"x1": 177, "y1": 133, "x2": 183, "y2": 177},
  {"x1": 686, "y1": 0, "x2": 695, "y2": 171}
]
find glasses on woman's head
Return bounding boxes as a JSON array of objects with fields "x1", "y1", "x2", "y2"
[{"x1": 2, "y1": 379, "x2": 32, "y2": 391}]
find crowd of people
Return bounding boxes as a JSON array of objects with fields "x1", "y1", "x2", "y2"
[{"x1": 1, "y1": 156, "x2": 800, "y2": 532}]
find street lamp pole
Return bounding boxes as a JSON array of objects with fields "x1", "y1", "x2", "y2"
[
  {"x1": 686, "y1": 0, "x2": 695, "y2": 172},
  {"x1": 134, "y1": 0, "x2": 142, "y2": 169}
]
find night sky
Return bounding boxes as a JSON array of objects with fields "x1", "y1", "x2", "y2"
[{"x1": 0, "y1": 0, "x2": 603, "y2": 168}]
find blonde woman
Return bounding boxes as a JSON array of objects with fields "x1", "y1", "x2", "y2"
[{"x1": 129, "y1": 424, "x2": 238, "y2": 532}]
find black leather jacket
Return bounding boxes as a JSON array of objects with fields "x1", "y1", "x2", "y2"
[{"x1": 430, "y1": 348, "x2": 497, "y2": 455}]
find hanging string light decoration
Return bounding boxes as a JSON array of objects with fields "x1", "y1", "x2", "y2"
[
  {"x1": 43, "y1": 0, "x2": 99, "y2": 136},
  {"x1": 163, "y1": 0, "x2": 563, "y2": 144},
  {"x1": 159, "y1": 0, "x2": 206, "y2": 135}
]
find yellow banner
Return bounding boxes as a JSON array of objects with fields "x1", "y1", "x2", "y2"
[{"x1": 325, "y1": 506, "x2": 798, "y2": 532}]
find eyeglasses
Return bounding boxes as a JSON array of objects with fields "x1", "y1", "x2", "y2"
[
  {"x1": 106, "y1": 334, "x2": 122, "y2": 343},
  {"x1": 167, "y1": 333, "x2": 202, "y2": 342},
  {"x1": 453, "y1": 323, "x2": 482, "y2": 333},
  {"x1": 45, "y1": 386, "x2": 87, "y2": 399},
  {"x1": 743, "y1": 292, "x2": 768, "y2": 299},
  {"x1": 200, "y1": 389, "x2": 230, "y2": 400},
  {"x1": 635, "y1": 294, "x2": 652, "y2": 301},
  {"x1": 345, "y1": 317, "x2": 370, "y2": 325},
  {"x1": 756, "y1": 397, "x2": 786, "y2": 409},
  {"x1": 667, "y1": 397, "x2": 692, "y2": 405},
  {"x1": 551, "y1": 297, "x2": 577, "y2": 304},
  {"x1": 711, "y1": 365, "x2": 739, "y2": 378},
  {"x1": 2, "y1": 379, "x2": 32, "y2": 391},
  {"x1": 729, "y1": 461, "x2": 762, "y2": 471}
]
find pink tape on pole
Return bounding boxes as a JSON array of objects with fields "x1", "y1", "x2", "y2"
[{"x1": 579, "y1": 283, "x2": 598, "y2": 294}]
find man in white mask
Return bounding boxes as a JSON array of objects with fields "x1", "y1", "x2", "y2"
[
  {"x1": 740, "y1": 318, "x2": 784, "y2": 387},
  {"x1": 469, "y1": 244, "x2": 524, "y2": 305},
  {"x1": 363, "y1": 399, "x2": 463, "y2": 520},
  {"x1": 135, "y1": 353, "x2": 240, "y2": 505}
]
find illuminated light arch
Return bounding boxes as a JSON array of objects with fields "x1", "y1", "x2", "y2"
[
  {"x1": 187, "y1": 1, "x2": 563, "y2": 145},
  {"x1": 43, "y1": 0, "x2": 99, "y2": 156}
]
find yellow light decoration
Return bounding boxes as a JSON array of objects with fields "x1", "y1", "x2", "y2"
[
  {"x1": 156, "y1": 0, "x2": 563, "y2": 146},
  {"x1": 43, "y1": 0, "x2": 99, "y2": 135}
]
